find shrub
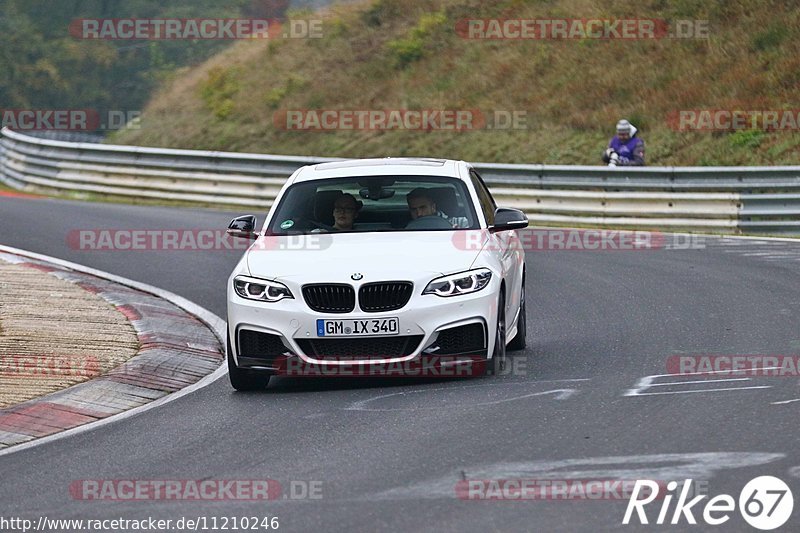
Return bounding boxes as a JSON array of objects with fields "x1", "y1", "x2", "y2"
[
  {"x1": 387, "y1": 11, "x2": 447, "y2": 68},
  {"x1": 199, "y1": 67, "x2": 240, "y2": 120},
  {"x1": 729, "y1": 129, "x2": 764, "y2": 149}
]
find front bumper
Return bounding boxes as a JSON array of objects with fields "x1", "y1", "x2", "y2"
[{"x1": 227, "y1": 279, "x2": 499, "y2": 370}]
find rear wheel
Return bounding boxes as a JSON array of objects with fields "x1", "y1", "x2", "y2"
[
  {"x1": 227, "y1": 334, "x2": 271, "y2": 391},
  {"x1": 507, "y1": 276, "x2": 527, "y2": 351}
]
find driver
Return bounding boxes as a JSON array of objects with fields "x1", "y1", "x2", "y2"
[
  {"x1": 331, "y1": 192, "x2": 362, "y2": 231},
  {"x1": 406, "y1": 188, "x2": 469, "y2": 228}
]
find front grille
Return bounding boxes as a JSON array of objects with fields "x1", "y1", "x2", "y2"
[
  {"x1": 296, "y1": 335, "x2": 423, "y2": 360},
  {"x1": 358, "y1": 281, "x2": 413, "y2": 312},
  {"x1": 238, "y1": 330, "x2": 288, "y2": 358},
  {"x1": 427, "y1": 323, "x2": 486, "y2": 356},
  {"x1": 302, "y1": 284, "x2": 355, "y2": 313}
]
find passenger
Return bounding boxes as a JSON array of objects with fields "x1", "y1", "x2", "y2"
[{"x1": 406, "y1": 188, "x2": 469, "y2": 228}]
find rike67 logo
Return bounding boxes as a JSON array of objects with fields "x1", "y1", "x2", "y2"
[{"x1": 623, "y1": 476, "x2": 794, "y2": 530}]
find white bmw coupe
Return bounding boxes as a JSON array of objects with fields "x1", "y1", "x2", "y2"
[{"x1": 225, "y1": 158, "x2": 528, "y2": 390}]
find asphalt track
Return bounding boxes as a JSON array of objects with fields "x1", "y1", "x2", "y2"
[{"x1": 1, "y1": 194, "x2": 799, "y2": 532}]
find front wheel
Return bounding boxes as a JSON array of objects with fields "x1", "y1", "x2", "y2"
[
  {"x1": 476, "y1": 292, "x2": 507, "y2": 377},
  {"x1": 507, "y1": 277, "x2": 527, "y2": 351},
  {"x1": 227, "y1": 334, "x2": 271, "y2": 391}
]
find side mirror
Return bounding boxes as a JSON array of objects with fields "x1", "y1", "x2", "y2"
[
  {"x1": 489, "y1": 208, "x2": 529, "y2": 233},
  {"x1": 227, "y1": 215, "x2": 259, "y2": 240}
]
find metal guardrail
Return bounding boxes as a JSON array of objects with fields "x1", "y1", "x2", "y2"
[
  {"x1": 22, "y1": 130, "x2": 106, "y2": 144},
  {"x1": 2, "y1": 127, "x2": 799, "y2": 234}
]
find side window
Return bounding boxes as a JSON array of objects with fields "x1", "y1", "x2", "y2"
[{"x1": 469, "y1": 169, "x2": 496, "y2": 225}]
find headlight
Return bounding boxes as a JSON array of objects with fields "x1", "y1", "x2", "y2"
[
  {"x1": 423, "y1": 268, "x2": 492, "y2": 297},
  {"x1": 234, "y1": 275, "x2": 293, "y2": 302}
]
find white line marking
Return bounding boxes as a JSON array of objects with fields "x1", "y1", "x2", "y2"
[
  {"x1": 631, "y1": 386, "x2": 772, "y2": 396},
  {"x1": 624, "y1": 375, "x2": 654, "y2": 396},
  {"x1": 719, "y1": 235, "x2": 800, "y2": 244},
  {"x1": 0, "y1": 244, "x2": 228, "y2": 458},
  {"x1": 771, "y1": 399, "x2": 800, "y2": 405},
  {"x1": 649, "y1": 378, "x2": 751, "y2": 386},
  {"x1": 345, "y1": 384, "x2": 577, "y2": 411},
  {"x1": 624, "y1": 370, "x2": 776, "y2": 397}
]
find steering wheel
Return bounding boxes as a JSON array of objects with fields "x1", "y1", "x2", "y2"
[
  {"x1": 303, "y1": 219, "x2": 335, "y2": 232},
  {"x1": 405, "y1": 215, "x2": 454, "y2": 230}
]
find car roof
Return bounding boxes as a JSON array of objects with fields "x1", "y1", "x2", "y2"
[{"x1": 290, "y1": 158, "x2": 467, "y2": 183}]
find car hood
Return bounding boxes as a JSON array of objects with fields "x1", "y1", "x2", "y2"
[{"x1": 245, "y1": 231, "x2": 487, "y2": 281}]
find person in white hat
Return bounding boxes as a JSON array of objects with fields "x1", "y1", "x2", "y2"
[{"x1": 602, "y1": 119, "x2": 645, "y2": 166}]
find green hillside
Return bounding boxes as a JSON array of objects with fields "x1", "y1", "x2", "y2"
[
  {"x1": 112, "y1": 0, "x2": 800, "y2": 165},
  {"x1": 0, "y1": 0, "x2": 256, "y2": 115}
]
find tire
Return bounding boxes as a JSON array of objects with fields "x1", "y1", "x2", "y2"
[
  {"x1": 227, "y1": 334, "x2": 271, "y2": 391},
  {"x1": 507, "y1": 276, "x2": 527, "y2": 351},
  {"x1": 476, "y1": 291, "x2": 507, "y2": 377}
]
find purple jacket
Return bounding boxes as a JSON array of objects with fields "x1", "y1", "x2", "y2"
[{"x1": 607, "y1": 126, "x2": 645, "y2": 166}]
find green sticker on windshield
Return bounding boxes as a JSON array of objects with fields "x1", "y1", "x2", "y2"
[{"x1": 280, "y1": 220, "x2": 294, "y2": 229}]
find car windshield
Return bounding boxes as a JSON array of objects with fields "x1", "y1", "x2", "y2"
[{"x1": 266, "y1": 175, "x2": 479, "y2": 235}]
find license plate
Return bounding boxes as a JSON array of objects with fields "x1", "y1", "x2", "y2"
[{"x1": 316, "y1": 317, "x2": 399, "y2": 337}]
